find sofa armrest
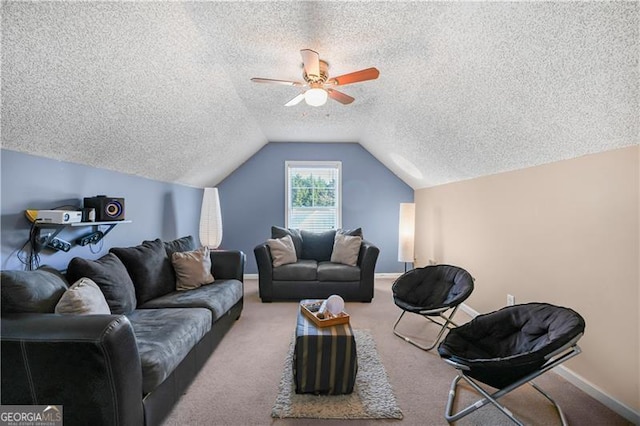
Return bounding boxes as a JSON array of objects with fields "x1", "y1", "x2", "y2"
[
  {"x1": 210, "y1": 250, "x2": 245, "y2": 281},
  {"x1": 358, "y1": 240, "x2": 380, "y2": 270},
  {"x1": 357, "y1": 240, "x2": 380, "y2": 301},
  {"x1": 254, "y1": 244, "x2": 274, "y2": 302},
  {"x1": 1, "y1": 313, "x2": 144, "y2": 426}
]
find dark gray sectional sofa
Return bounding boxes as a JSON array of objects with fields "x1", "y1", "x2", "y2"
[{"x1": 0, "y1": 236, "x2": 244, "y2": 426}]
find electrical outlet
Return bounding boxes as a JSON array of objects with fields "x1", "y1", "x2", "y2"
[{"x1": 507, "y1": 294, "x2": 515, "y2": 306}]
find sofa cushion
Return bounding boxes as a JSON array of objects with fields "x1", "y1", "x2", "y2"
[
  {"x1": 331, "y1": 233, "x2": 363, "y2": 266},
  {"x1": 273, "y1": 259, "x2": 318, "y2": 281},
  {"x1": 171, "y1": 247, "x2": 215, "y2": 291},
  {"x1": 67, "y1": 253, "x2": 137, "y2": 314},
  {"x1": 139, "y1": 279, "x2": 243, "y2": 322},
  {"x1": 110, "y1": 239, "x2": 175, "y2": 305},
  {"x1": 164, "y1": 235, "x2": 197, "y2": 257},
  {"x1": 126, "y1": 307, "x2": 211, "y2": 394},
  {"x1": 1, "y1": 267, "x2": 68, "y2": 314},
  {"x1": 317, "y1": 261, "x2": 361, "y2": 282},
  {"x1": 271, "y1": 226, "x2": 303, "y2": 258},
  {"x1": 55, "y1": 278, "x2": 111, "y2": 315},
  {"x1": 267, "y1": 235, "x2": 297, "y2": 267},
  {"x1": 300, "y1": 230, "x2": 336, "y2": 261}
]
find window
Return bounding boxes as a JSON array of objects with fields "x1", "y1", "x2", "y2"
[{"x1": 286, "y1": 161, "x2": 341, "y2": 232}]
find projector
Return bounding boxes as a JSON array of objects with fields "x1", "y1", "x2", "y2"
[{"x1": 36, "y1": 210, "x2": 82, "y2": 224}]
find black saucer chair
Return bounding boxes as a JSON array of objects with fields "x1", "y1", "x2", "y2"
[
  {"x1": 392, "y1": 264, "x2": 474, "y2": 351},
  {"x1": 438, "y1": 302, "x2": 586, "y2": 426}
]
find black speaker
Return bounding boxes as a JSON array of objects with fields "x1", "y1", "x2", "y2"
[{"x1": 84, "y1": 196, "x2": 125, "y2": 222}]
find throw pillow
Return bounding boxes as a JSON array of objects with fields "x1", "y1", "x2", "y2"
[
  {"x1": 300, "y1": 229, "x2": 336, "y2": 261},
  {"x1": 338, "y1": 227, "x2": 363, "y2": 238},
  {"x1": 110, "y1": 239, "x2": 175, "y2": 304},
  {"x1": 67, "y1": 253, "x2": 137, "y2": 314},
  {"x1": 271, "y1": 226, "x2": 303, "y2": 258},
  {"x1": 55, "y1": 277, "x2": 111, "y2": 315},
  {"x1": 171, "y1": 247, "x2": 215, "y2": 291},
  {"x1": 0, "y1": 267, "x2": 68, "y2": 314},
  {"x1": 330, "y1": 232, "x2": 363, "y2": 266},
  {"x1": 164, "y1": 235, "x2": 197, "y2": 258},
  {"x1": 267, "y1": 234, "x2": 298, "y2": 267}
]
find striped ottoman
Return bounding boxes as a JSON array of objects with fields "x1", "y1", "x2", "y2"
[{"x1": 293, "y1": 300, "x2": 358, "y2": 394}]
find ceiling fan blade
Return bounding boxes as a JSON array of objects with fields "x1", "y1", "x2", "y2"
[
  {"x1": 327, "y1": 88, "x2": 354, "y2": 105},
  {"x1": 285, "y1": 93, "x2": 306, "y2": 107},
  {"x1": 251, "y1": 78, "x2": 303, "y2": 87},
  {"x1": 300, "y1": 49, "x2": 320, "y2": 79},
  {"x1": 327, "y1": 67, "x2": 380, "y2": 86}
]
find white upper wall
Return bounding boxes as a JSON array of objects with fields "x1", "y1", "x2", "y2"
[{"x1": 2, "y1": 1, "x2": 638, "y2": 189}]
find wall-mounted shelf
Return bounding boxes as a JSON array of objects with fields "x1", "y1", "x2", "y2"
[{"x1": 34, "y1": 220, "x2": 132, "y2": 251}]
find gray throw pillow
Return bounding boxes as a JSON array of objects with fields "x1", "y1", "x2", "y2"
[
  {"x1": 164, "y1": 235, "x2": 197, "y2": 257},
  {"x1": 339, "y1": 227, "x2": 363, "y2": 238},
  {"x1": 67, "y1": 253, "x2": 137, "y2": 314},
  {"x1": 110, "y1": 239, "x2": 175, "y2": 304},
  {"x1": 267, "y1": 235, "x2": 298, "y2": 267},
  {"x1": 330, "y1": 233, "x2": 363, "y2": 266},
  {"x1": 172, "y1": 247, "x2": 215, "y2": 291},
  {"x1": 300, "y1": 229, "x2": 336, "y2": 261},
  {"x1": 0, "y1": 267, "x2": 68, "y2": 314},
  {"x1": 271, "y1": 226, "x2": 303, "y2": 258},
  {"x1": 55, "y1": 277, "x2": 111, "y2": 315}
]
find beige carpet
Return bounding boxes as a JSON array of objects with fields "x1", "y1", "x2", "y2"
[
  {"x1": 162, "y1": 278, "x2": 632, "y2": 426},
  {"x1": 272, "y1": 330, "x2": 403, "y2": 420}
]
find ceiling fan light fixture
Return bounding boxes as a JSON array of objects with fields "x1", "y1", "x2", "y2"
[
  {"x1": 305, "y1": 87, "x2": 328, "y2": 106},
  {"x1": 251, "y1": 49, "x2": 380, "y2": 107}
]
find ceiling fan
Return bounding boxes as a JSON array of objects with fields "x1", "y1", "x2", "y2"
[{"x1": 251, "y1": 49, "x2": 380, "y2": 107}]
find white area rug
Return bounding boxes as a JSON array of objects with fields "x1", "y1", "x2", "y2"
[{"x1": 271, "y1": 329, "x2": 403, "y2": 419}]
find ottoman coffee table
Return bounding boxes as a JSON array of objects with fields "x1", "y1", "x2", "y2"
[{"x1": 293, "y1": 300, "x2": 358, "y2": 395}]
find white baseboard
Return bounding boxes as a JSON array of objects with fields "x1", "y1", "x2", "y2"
[
  {"x1": 553, "y1": 365, "x2": 640, "y2": 424},
  {"x1": 459, "y1": 303, "x2": 481, "y2": 318},
  {"x1": 459, "y1": 303, "x2": 640, "y2": 424},
  {"x1": 376, "y1": 272, "x2": 403, "y2": 279}
]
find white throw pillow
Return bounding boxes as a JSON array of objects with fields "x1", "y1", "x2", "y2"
[
  {"x1": 330, "y1": 233, "x2": 362, "y2": 266},
  {"x1": 55, "y1": 277, "x2": 111, "y2": 315},
  {"x1": 172, "y1": 246, "x2": 215, "y2": 291},
  {"x1": 267, "y1": 234, "x2": 298, "y2": 267}
]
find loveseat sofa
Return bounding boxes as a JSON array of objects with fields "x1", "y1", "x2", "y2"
[
  {"x1": 0, "y1": 235, "x2": 244, "y2": 426},
  {"x1": 254, "y1": 227, "x2": 379, "y2": 302}
]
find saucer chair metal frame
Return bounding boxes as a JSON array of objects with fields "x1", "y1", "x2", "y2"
[
  {"x1": 392, "y1": 265, "x2": 474, "y2": 351},
  {"x1": 438, "y1": 303, "x2": 586, "y2": 426}
]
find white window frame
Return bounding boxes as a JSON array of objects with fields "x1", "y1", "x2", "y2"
[{"x1": 285, "y1": 161, "x2": 342, "y2": 231}]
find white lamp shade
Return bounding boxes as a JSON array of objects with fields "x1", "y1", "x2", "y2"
[
  {"x1": 398, "y1": 203, "x2": 415, "y2": 263},
  {"x1": 199, "y1": 188, "x2": 222, "y2": 249}
]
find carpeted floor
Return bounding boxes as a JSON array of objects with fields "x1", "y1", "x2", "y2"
[{"x1": 162, "y1": 278, "x2": 632, "y2": 426}]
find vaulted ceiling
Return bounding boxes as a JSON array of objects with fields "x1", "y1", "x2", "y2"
[{"x1": 2, "y1": 1, "x2": 638, "y2": 189}]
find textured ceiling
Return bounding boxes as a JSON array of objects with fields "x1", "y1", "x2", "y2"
[{"x1": 2, "y1": 1, "x2": 638, "y2": 189}]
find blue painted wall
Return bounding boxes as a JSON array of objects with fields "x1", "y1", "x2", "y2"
[
  {"x1": 1, "y1": 149, "x2": 201, "y2": 271},
  {"x1": 1, "y1": 144, "x2": 414, "y2": 274},
  {"x1": 217, "y1": 142, "x2": 413, "y2": 274}
]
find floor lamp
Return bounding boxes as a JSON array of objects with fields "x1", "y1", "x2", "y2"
[
  {"x1": 199, "y1": 188, "x2": 223, "y2": 249},
  {"x1": 398, "y1": 203, "x2": 415, "y2": 272}
]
